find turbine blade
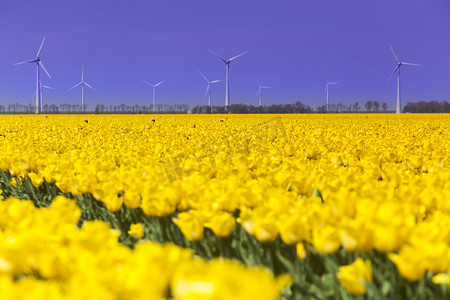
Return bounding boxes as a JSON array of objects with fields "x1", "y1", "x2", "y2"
[
  {"x1": 389, "y1": 44, "x2": 399, "y2": 62},
  {"x1": 154, "y1": 80, "x2": 165, "y2": 87},
  {"x1": 256, "y1": 87, "x2": 261, "y2": 97},
  {"x1": 142, "y1": 80, "x2": 154, "y2": 87},
  {"x1": 229, "y1": 51, "x2": 248, "y2": 61},
  {"x1": 208, "y1": 49, "x2": 227, "y2": 62},
  {"x1": 256, "y1": 79, "x2": 261, "y2": 87},
  {"x1": 402, "y1": 62, "x2": 421, "y2": 66},
  {"x1": 388, "y1": 65, "x2": 400, "y2": 82},
  {"x1": 321, "y1": 70, "x2": 328, "y2": 83},
  {"x1": 69, "y1": 82, "x2": 82, "y2": 91},
  {"x1": 36, "y1": 36, "x2": 46, "y2": 58},
  {"x1": 14, "y1": 59, "x2": 36, "y2": 65},
  {"x1": 329, "y1": 82, "x2": 339, "y2": 85},
  {"x1": 84, "y1": 82, "x2": 95, "y2": 90},
  {"x1": 82, "y1": 65, "x2": 84, "y2": 81},
  {"x1": 198, "y1": 71, "x2": 209, "y2": 82},
  {"x1": 39, "y1": 61, "x2": 52, "y2": 79},
  {"x1": 262, "y1": 86, "x2": 272, "y2": 88},
  {"x1": 42, "y1": 86, "x2": 54, "y2": 89},
  {"x1": 210, "y1": 80, "x2": 222, "y2": 84},
  {"x1": 204, "y1": 84, "x2": 210, "y2": 98}
]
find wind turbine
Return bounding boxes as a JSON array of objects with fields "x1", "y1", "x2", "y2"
[
  {"x1": 389, "y1": 44, "x2": 421, "y2": 114},
  {"x1": 322, "y1": 72, "x2": 338, "y2": 112},
  {"x1": 33, "y1": 81, "x2": 53, "y2": 112},
  {"x1": 69, "y1": 66, "x2": 95, "y2": 113},
  {"x1": 15, "y1": 36, "x2": 52, "y2": 114},
  {"x1": 209, "y1": 49, "x2": 248, "y2": 110},
  {"x1": 256, "y1": 79, "x2": 271, "y2": 107},
  {"x1": 142, "y1": 80, "x2": 165, "y2": 112},
  {"x1": 199, "y1": 71, "x2": 221, "y2": 111}
]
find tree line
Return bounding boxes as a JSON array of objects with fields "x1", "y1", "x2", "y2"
[
  {"x1": 0, "y1": 103, "x2": 190, "y2": 114},
  {"x1": 1, "y1": 100, "x2": 449, "y2": 114},
  {"x1": 403, "y1": 101, "x2": 450, "y2": 113}
]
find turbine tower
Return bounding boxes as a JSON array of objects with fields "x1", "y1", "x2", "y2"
[
  {"x1": 256, "y1": 79, "x2": 271, "y2": 107},
  {"x1": 322, "y1": 72, "x2": 338, "y2": 112},
  {"x1": 33, "y1": 81, "x2": 53, "y2": 112},
  {"x1": 15, "y1": 36, "x2": 52, "y2": 114},
  {"x1": 199, "y1": 71, "x2": 221, "y2": 111},
  {"x1": 143, "y1": 80, "x2": 165, "y2": 112},
  {"x1": 69, "y1": 66, "x2": 95, "y2": 113},
  {"x1": 389, "y1": 44, "x2": 421, "y2": 114},
  {"x1": 209, "y1": 50, "x2": 247, "y2": 110}
]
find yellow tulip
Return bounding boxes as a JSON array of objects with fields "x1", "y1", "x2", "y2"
[
  {"x1": 204, "y1": 212, "x2": 235, "y2": 237},
  {"x1": 388, "y1": 247, "x2": 426, "y2": 281},
  {"x1": 123, "y1": 191, "x2": 141, "y2": 209},
  {"x1": 312, "y1": 225, "x2": 341, "y2": 254},
  {"x1": 28, "y1": 172, "x2": 44, "y2": 188},
  {"x1": 173, "y1": 211, "x2": 204, "y2": 242},
  {"x1": 296, "y1": 242, "x2": 309, "y2": 260},
  {"x1": 102, "y1": 194, "x2": 123, "y2": 212},
  {"x1": 278, "y1": 215, "x2": 310, "y2": 245},
  {"x1": 337, "y1": 258, "x2": 373, "y2": 295},
  {"x1": 128, "y1": 223, "x2": 145, "y2": 238}
]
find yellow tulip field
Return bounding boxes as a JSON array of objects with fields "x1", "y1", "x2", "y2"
[{"x1": 1, "y1": 114, "x2": 450, "y2": 299}]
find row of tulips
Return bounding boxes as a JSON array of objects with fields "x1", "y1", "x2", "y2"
[{"x1": 0, "y1": 114, "x2": 450, "y2": 298}]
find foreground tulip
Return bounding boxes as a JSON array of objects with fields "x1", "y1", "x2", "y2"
[
  {"x1": 312, "y1": 225, "x2": 341, "y2": 254},
  {"x1": 337, "y1": 258, "x2": 373, "y2": 295},
  {"x1": 171, "y1": 258, "x2": 292, "y2": 300},
  {"x1": 204, "y1": 212, "x2": 235, "y2": 237},
  {"x1": 173, "y1": 211, "x2": 204, "y2": 242}
]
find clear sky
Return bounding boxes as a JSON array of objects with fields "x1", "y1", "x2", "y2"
[{"x1": 1, "y1": 0, "x2": 449, "y2": 110}]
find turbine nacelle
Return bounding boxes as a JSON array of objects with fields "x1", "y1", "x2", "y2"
[{"x1": 388, "y1": 44, "x2": 421, "y2": 81}]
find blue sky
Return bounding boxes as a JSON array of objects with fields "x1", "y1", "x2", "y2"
[{"x1": 1, "y1": 0, "x2": 449, "y2": 109}]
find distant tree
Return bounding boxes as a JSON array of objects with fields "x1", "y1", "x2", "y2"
[
  {"x1": 316, "y1": 105, "x2": 326, "y2": 113},
  {"x1": 365, "y1": 101, "x2": 373, "y2": 112},
  {"x1": 373, "y1": 101, "x2": 380, "y2": 112},
  {"x1": 353, "y1": 102, "x2": 360, "y2": 112},
  {"x1": 382, "y1": 102, "x2": 388, "y2": 112},
  {"x1": 329, "y1": 104, "x2": 337, "y2": 112}
]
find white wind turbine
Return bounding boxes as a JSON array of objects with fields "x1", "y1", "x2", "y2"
[
  {"x1": 15, "y1": 36, "x2": 52, "y2": 114},
  {"x1": 322, "y1": 72, "x2": 338, "y2": 112},
  {"x1": 69, "y1": 66, "x2": 95, "y2": 113},
  {"x1": 33, "y1": 81, "x2": 54, "y2": 112},
  {"x1": 142, "y1": 80, "x2": 165, "y2": 112},
  {"x1": 199, "y1": 71, "x2": 221, "y2": 111},
  {"x1": 209, "y1": 50, "x2": 248, "y2": 110},
  {"x1": 256, "y1": 79, "x2": 271, "y2": 107},
  {"x1": 389, "y1": 44, "x2": 421, "y2": 114}
]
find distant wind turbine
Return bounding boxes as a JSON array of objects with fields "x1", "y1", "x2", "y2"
[
  {"x1": 322, "y1": 72, "x2": 338, "y2": 112},
  {"x1": 209, "y1": 49, "x2": 248, "y2": 110},
  {"x1": 15, "y1": 36, "x2": 52, "y2": 114},
  {"x1": 143, "y1": 80, "x2": 165, "y2": 112},
  {"x1": 199, "y1": 71, "x2": 221, "y2": 111},
  {"x1": 256, "y1": 79, "x2": 271, "y2": 107},
  {"x1": 69, "y1": 66, "x2": 95, "y2": 113},
  {"x1": 33, "y1": 81, "x2": 53, "y2": 112},
  {"x1": 389, "y1": 44, "x2": 421, "y2": 114}
]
